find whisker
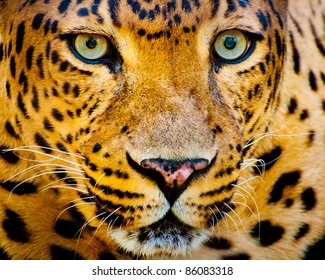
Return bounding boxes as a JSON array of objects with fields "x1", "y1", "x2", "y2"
[
  {"x1": 55, "y1": 202, "x2": 95, "y2": 224},
  {"x1": 223, "y1": 202, "x2": 247, "y2": 235},
  {"x1": 2, "y1": 146, "x2": 84, "y2": 167},
  {"x1": 88, "y1": 207, "x2": 122, "y2": 247},
  {"x1": 234, "y1": 185, "x2": 261, "y2": 230},
  {"x1": 4, "y1": 163, "x2": 83, "y2": 183},
  {"x1": 41, "y1": 185, "x2": 88, "y2": 194}
]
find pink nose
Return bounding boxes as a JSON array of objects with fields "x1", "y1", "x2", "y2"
[
  {"x1": 141, "y1": 158, "x2": 209, "y2": 187},
  {"x1": 140, "y1": 158, "x2": 209, "y2": 205}
]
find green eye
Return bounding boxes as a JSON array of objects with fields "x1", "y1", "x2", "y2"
[
  {"x1": 214, "y1": 30, "x2": 248, "y2": 61},
  {"x1": 73, "y1": 34, "x2": 110, "y2": 61}
]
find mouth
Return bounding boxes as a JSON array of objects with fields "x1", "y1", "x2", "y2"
[{"x1": 110, "y1": 211, "x2": 211, "y2": 257}]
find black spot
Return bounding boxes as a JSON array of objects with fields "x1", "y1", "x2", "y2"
[
  {"x1": 307, "y1": 130, "x2": 315, "y2": 144},
  {"x1": 73, "y1": 85, "x2": 80, "y2": 97},
  {"x1": 91, "y1": 0, "x2": 101, "y2": 15},
  {"x1": 50, "y1": 245, "x2": 84, "y2": 260},
  {"x1": 139, "y1": 9, "x2": 147, "y2": 20},
  {"x1": 46, "y1": 40, "x2": 51, "y2": 59},
  {"x1": 173, "y1": 14, "x2": 181, "y2": 25},
  {"x1": 44, "y1": 18, "x2": 51, "y2": 34},
  {"x1": 17, "y1": 92, "x2": 29, "y2": 118},
  {"x1": 51, "y1": 51, "x2": 59, "y2": 64},
  {"x1": 52, "y1": 108, "x2": 64, "y2": 121},
  {"x1": 35, "y1": 133, "x2": 52, "y2": 154},
  {"x1": 310, "y1": 21, "x2": 325, "y2": 56},
  {"x1": 16, "y1": 22, "x2": 25, "y2": 54},
  {"x1": 121, "y1": 125, "x2": 129, "y2": 134},
  {"x1": 26, "y1": 46, "x2": 34, "y2": 69},
  {"x1": 288, "y1": 97, "x2": 297, "y2": 114},
  {"x1": 69, "y1": 206, "x2": 87, "y2": 225},
  {"x1": 258, "y1": 62, "x2": 266, "y2": 74},
  {"x1": 99, "y1": 251, "x2": 117, "y2": 260},
  {"x1": 1, "y1": 180, "x2": 37, "y2": 195},
  {"x1": 60, "y1": 61, "x2": 69, "y2": 71},
  {"x1": 205, "y1": 237, "x2": 232, "y2": 250},
  {"x1": 138, "y1": 29, "x2": 146, "y2": 36},
  {"x1": 36, "y1": 54, "x2": 44, "y2": 79},
  {"x1": 89, "y1": 163, "x2": 98, "y2": 171},
  {"x1": 301, "y1": 187, "x2": 316, "y2": 211},
  {"x1": 54, "y1": 220, "x2": 80, "y2": 239},
  {"x1": 66, "y1": 134, "x2": 73, "y2": 144},
  {"x1": 253, "y1": 146, "x2": 282, "y2": 174},
  {"x1": 0, "y1": 145, "x2": 20, "y2": 164},
  {"x1": 44, "y1": 118, "x2": 54, "y2": 131},
  {"x1": 251, "y1": 220, "x2": 285, "y2": 246},
  {"x1": 213, "y1": 125, "x2": 223, "y2": 134},
  {"x1": 0, "y1": 248, "x2": 11, "y2": 260},
  {"x1": 148, "y1": 10, "x2": 155, "y2": 20},
  {"x1": 294, "y1": 224, "x2": 310, "y2": 240},
  {"x1": 10, "y1": 56, "x2": 16, "y2": 78},
  {"x1": 182, "y1": 0, "x2": 192, "y2": 13},
  {"x1": 32, "y1": 86, "x2": 40, "y2": 111},
  {"x1": 7, "y1": 39, "x2": 12, "y2": 56},
  {"x1": 108, "y1": 0, "x2": 121, "y2": 27},
  {"x1": 92, "y1": 143, "x2": 102, "y2": 153},
  {"x1": 299, "y1": 109, "x2": 309, "y2": 120},
  {"x1": 19, "y1": 70, "x2": 29, "y2": 94},
  {"x1": 290, "y1": 31, "x2": 300, "y2": 74},
  {"x1": 268, "y1": 170, "x2": 301, "y2": 204},
  {"x1": 309, "y1": 70, "x2": 318, "y2": 91},
  {"x1": 51, "y1": 20, "x2": 59, "y2": 33},
  {"x1": 52, "y1": 87, "x2": 59, "y2": 97},
  {"x1": 77, "y1": 7, "x2": 89, "y2": 16},
  {"x1": 183, "y1": 26, "x2": 191, "y2": 33},
  {"x1": 58, "y1": 0, "x2": 71, "y2": 13},
  {"x1": 0, "y1": 43, "x2": 3, "y2": 62},
  {"x1": 32, "y1": 13, "x2": 45, "y2": 30},
  {"x1": 5, "y1": 121, "x2": 20, "y2": 139},
  {"x1": 5, "y1": 81, "x2": 11, "y2": 98},
  {"x1": 104, "y1": 168, "x2": 113, "y2": 176},
  {"x1": 284, "y1": 198, "x2": 294, "y2": 208},
  {"x1": 222, "y1": 253, "x2": 251, "y2": 260},
  {"x1": 256, "y1": 10, "x2": 268, "y2": 30},
  {"x1": 303, "y1": 235, "x2": 325, "y2": 259},
  {"x1": 275, "y1": 30, "x2": 283, "y2": 57},
  {"x1": 2, "y1": 209, "x2": 31, "y2": 243},
  {"x1": 56, "y1": 142, "x2": 68, "y2": 153},
  {"x1": 238, "y1": 0, "x2": 248, "y2": 7},
  {"x1": 63, "y1": 82, "x2": 70, "y2": 94},
  {"x1": 225, "y1": 0, "x2": 236, "y2": 15}
]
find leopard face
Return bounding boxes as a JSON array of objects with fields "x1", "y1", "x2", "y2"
[{"x1": 1, "y1": 0, "x2": 325, "y2": 260}]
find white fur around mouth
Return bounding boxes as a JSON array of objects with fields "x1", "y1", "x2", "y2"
[{"x1": 110, "y1": 227, "x2": 211, "y2": 257}]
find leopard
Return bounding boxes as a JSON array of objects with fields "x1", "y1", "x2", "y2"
[{"x1": 0, "y1": 0, "x2": 325, "y2": 260}]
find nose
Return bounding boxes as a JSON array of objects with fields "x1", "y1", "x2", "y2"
[{"x1": 140, "y1": 158, "x2": 209, "y2": 205}]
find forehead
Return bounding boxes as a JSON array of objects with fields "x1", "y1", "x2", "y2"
[{"x1": 19, "y1": 0, "x2": 275, "y2": 32}]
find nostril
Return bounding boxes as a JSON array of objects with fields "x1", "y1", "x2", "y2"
[
  {"x1": 140, "y1": 158, "x2": 209, "y2": 187},
  {"x1": 140, "y1": 158, "x2": 210, "y2": 205},
  {"x1": 126, "y1": 153, "x2": 212, "y2": 206}
]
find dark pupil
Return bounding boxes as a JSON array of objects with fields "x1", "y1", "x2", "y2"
[
  {"x1": 224, "y1": 36, "x2": 237, "y2": 50},
  {"x1": 86, "y1": 38, "x2": 98, "y2": 49}
]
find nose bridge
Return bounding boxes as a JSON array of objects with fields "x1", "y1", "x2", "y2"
[
  {"x1": 123, "y1": 32, "x2": 217, "y2": 162},
  {"x1": 126, "y1": 30, "x2": 202, "y2": 92},
  {"x1": 127, "y1": 70, "x2": 217, "y2": 162}
]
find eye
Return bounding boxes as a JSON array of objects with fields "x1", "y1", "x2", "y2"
[
  {"x1": 213, "y1": 29, "x2": 250, "y2": 62},
  {"x1": 73, "y1": 34, "x2": 111, "y2": 61}
]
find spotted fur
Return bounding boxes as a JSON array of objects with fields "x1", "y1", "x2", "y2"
[{"x1": 0, "y1": 0, "x2": 325, "y2": 260}]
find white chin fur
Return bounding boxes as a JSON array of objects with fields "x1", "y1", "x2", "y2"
[{"x1": 110, "y1": 228, "x2": 211, "y2": 257}]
